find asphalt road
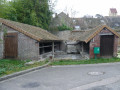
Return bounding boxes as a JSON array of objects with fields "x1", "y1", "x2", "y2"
[{"x1": 1, "y1": 63, "x2": 120, "y2": 90}]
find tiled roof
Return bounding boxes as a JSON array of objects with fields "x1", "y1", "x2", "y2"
[
  {"x1": 72, "y1": 25, "x2": 120, "y2": 43},
  {"x1": 70, "y1": 30, "x2": 86, "y2": 40},
  {"x1": 0, "y1": 18, "x2": 61, "y2": 41},
  {"x1": 110, "y1": 8, "x2": 117, "y2": 13}
]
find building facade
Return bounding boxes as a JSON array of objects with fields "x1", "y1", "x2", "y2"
[
  {"x1": 56, "y1": 25, "x2": 120, "y2": 59},
  {"x1": 0, "y1": 18, "x2": 61, "y2": 60}
]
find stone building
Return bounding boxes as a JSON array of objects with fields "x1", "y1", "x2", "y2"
[
  {"x1": 50, "y1": 12, "x2": 104, "y2": 31},
  {"x1": 50, "y1": 12, "x2": 72, "y2": 27},
  {"x1": 0, "y1": 18, "x2": 61, "y2": 60},
  {"x1": 56, "y1": 25, "x2": 120, "y2": 58},
  {"x1": 49, "y1": 12, "x2": 74, "y2": 32},
  {"x1": 74, "y1": 25, "x2": 120, "y2": 58},
  {"x1": 109, "y1": 8, "x2": 118, "y2": 16},
  {"x1": 0, "y1": 18, "x2": 119, "y2": 60}
]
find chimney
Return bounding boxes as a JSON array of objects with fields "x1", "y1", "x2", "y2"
[{"x1": 67, "y1": 13, "x2": 69, "y2": 17}]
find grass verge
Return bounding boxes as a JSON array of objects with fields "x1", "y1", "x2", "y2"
[
  {"x1": 50, "y1": 58, "x2": 120, "y2": 66},
  {"x1": 0, "y1": 59, "x2": 49, "y2": 77}
]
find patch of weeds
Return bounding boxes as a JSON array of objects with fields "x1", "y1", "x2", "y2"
[
  {"x1": 25, "y1": 59, "x2": 32, "y2": 62},
  {"x1": 0, "y1": 59, "x2": 49, "y2": 77}
]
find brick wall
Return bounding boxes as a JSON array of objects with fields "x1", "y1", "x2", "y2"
[
  {"x1": 113, "y1": 35, "x2": 118, "y2": 57},
  {"x1": 89, "y1": 34, "x2": 100, "y2": 58},
  {"x1": 89, "y1": 28, "x2": 118, "y2": 58},
  {"x1": 2, "y1": 24, "x2": 40, "y2": 60}
]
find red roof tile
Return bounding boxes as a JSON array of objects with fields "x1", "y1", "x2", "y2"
[{"x1": 110, "y1": 8, "x2": 117, "y2": 13}]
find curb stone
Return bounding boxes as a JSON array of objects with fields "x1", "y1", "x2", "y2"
[
  {"x1": 51, "y1": 62, "x2": 120, "y2": 67},
  {"x1": 0, "y1": 61, "x2": 51, "y2": 82}
]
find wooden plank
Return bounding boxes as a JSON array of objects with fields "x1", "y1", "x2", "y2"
[
  {"x1": 52, "y1": 42, "x2": 54, "y2": 60},
  {"x1": 4, "y1": 33, "x2": 18, "y2": 58}
]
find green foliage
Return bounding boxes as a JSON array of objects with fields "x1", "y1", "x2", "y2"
[
  {"x1": 58, "y1": 24, "x2": 73, "y2": 31},
  {"x1": 0, "y1": 0, "x2": 53, "y2": 30},
  {"x1": 0, "y1": 59, "x2": 49, "y2": 77},
  {"x1": 0, "y1": 0, "x2": 7, "y2": 17},
  {"x1": 48, "y1": 26, "x2": 59, "y2": 33}
]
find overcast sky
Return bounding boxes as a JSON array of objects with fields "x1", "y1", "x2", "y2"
[{"x1": 52, "y1": 0, "x2": 120, "y2": 17}]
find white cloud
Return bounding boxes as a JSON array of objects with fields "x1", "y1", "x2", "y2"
[{"x1": 53, "y1": 0, "x2": 120, "y2": 17}]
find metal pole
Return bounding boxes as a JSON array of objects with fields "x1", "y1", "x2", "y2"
[{"x1": 95, "y1": 54, "x2": 97, "y2": 60}]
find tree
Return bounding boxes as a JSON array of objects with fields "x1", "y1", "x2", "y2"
[
  {"x1": 0, "y1": 0, "x2": 8, "y2": 18},
  {"x1": 0, "y1": 0, "x2": 53, "y2": 30}
]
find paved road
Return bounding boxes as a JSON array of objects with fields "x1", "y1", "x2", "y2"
[{"x1": 1, "y1": 63, "x2": 120, "y2": 90}]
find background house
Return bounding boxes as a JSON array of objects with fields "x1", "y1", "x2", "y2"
[
  {"x1": 50, "y1": 10, "x2": 120, "y2": 32},
  {"x1": 50, "y1": 12, "x2": 72, "y2": 28},
  {"x1": 0, "y1": 18, "x2": 62, "y2": 60},
  {"x1": 109, "y1": 8, "x2": 118, "y2": 16}
]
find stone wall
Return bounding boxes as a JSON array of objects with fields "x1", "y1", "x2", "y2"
[
  {"x1": 18, "y1": 33, "x2": 39, "y2": 60},
  {"x1": 0, "y1": 30, "x2": 3, "y2": 59},
  {"x1": 2, "y1": 24, "x2": 39, "y2": 60},
  {"x1": 0, "y1": 42, "x2": 3, "y2": 59},
  {"x1": 56, "y1": 31, "x2": 71, "y2": 40},
  {"x1": 55, "y1": 31, "x2": 71, "y2": 52}
]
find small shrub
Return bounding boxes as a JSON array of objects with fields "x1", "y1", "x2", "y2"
[{"x1": 58, "y1": 24, "x2": 73, "y2": 31}]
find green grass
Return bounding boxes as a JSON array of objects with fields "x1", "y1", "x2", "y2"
[
  {"x1": 50, "y1": 58, "x2": 120, "y2": 66},
  {"x1": 0, "y1": 59, "x2": 49, "y2": 77},
  {"x1": 1, "y1": 58, "x2": 120, "y2": 77}
]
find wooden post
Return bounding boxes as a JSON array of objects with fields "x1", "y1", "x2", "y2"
[
  {"x1": 81, "y1": 42, "x2": 84, "y2": 57},
  {"x1": 52, "y1": 41, "x2": 54, "y2": 60},
  {"x1": 82, "y1": 42, "x2": 84, "y2": 53}
]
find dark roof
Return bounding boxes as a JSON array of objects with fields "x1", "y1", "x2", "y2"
[
  {"x1": 72, "y1": 25, "x2": 120, "y2": 43},
  {"x1": 0, "y1": 18, "x2": 61, "y2": 41},
  {"x1": 58, "y1": 12, "x2": 67, "y2": 16},
  {"x1": 110, "y1": 8, "x2": 117, "y2": 13}
]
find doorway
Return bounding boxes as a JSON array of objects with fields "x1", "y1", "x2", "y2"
[
  {"x1": 100, "y1": 35, "x2": 114, "y2": 57},
  {"x1": 4, "y1": 33, "x2": 18, "y2": 58}
]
